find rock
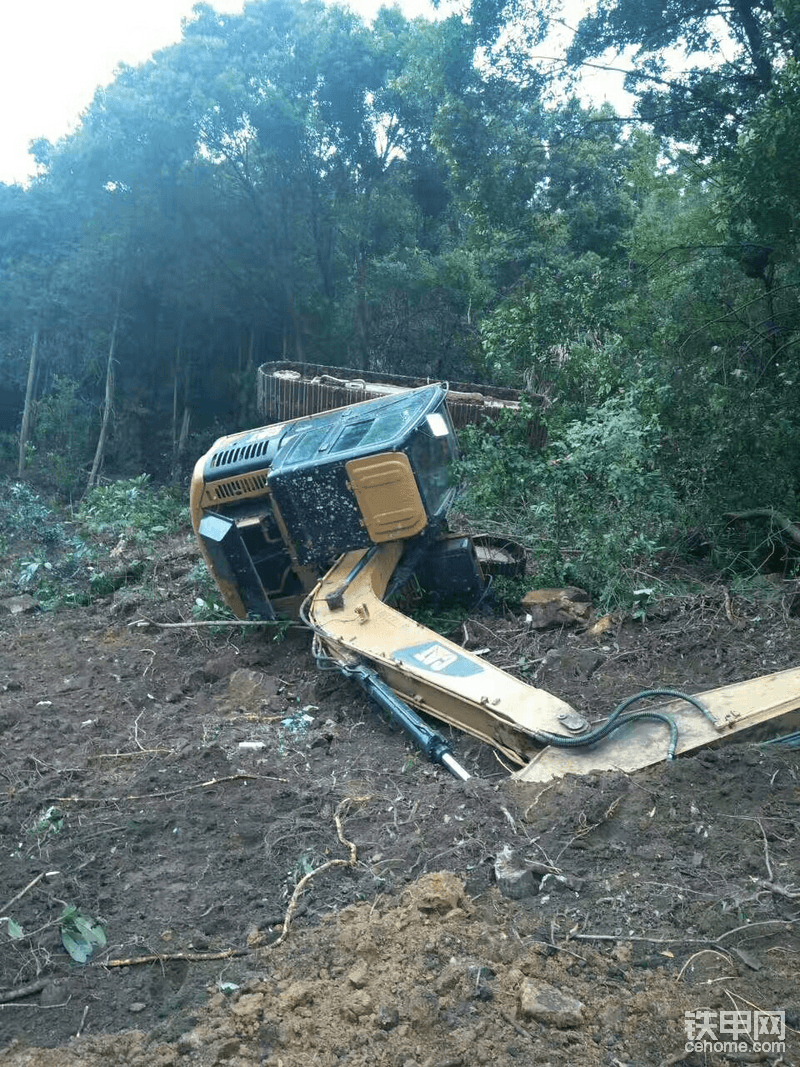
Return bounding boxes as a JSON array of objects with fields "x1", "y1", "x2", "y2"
[
  {"x1": 347, "y1": 961, "x2": 369, "y2": 988},
  {"x1": 521, "y1": 587, "x2": 592, "y2": 628},
  {"x1": 518, "y1": 979, "x2": 584, "y2": 1027},
  {"x1": 0, "y1": 594, "x2": 39, "y2": 615},
  {"x1": 342, "y1": 989, "x2": 373, "y2": 1019},
  {"x1": 407, "y1": 989, "x2": 440, "y2": 1028},
  {"x1": 231, "y1": 993, "x2": 264, "y2": 1018},
  {"x1": 279, "y1": 980, "x2": 315, "y2": 1010},
  {"x1": 494, "y1": 845, "x2": 537, "y2": 899},
  {"x1": 376, "y1": 1005, "x2": 400, "y2": 1030},
  {"x1": 220, "y1": 669, "x2": 282, "y2": 714},
  {"x1": 410, "y1": 871, "x2": 466, "y2": 915},
  {"x1": 585, "y1": 613, "x2": 615, "y2": 636},
  {"x1": 177, "y1": 1029, "x2": 205, "y2": 1053},
  {"x1": 39, "y1": 982, "x2": 68, "y2": 1006},
  {"x1": 536, "y1": 647, "x2": 604, "y2": 681},
  {"x1": 128, "y1": 1001, "x2": 148, "y2": 1013}
]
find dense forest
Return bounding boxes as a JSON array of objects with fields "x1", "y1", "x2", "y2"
[{"x1": 1, "y1": 0, "x2": 798, "y2": 603}]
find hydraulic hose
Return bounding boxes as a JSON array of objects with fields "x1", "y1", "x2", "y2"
[{"x1": 527, "y1": 688, "x2": 714, "y2": 760}]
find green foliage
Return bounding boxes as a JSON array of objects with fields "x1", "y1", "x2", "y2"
[
  {"x1": 30, "y1": 805, "x2": 64, "y2": 837},
  {"x1": 0, "y1": 477, "x2": 184, "y2": 609},
  {"x1": 31, "y1": 376, "x2": 93, "y2": 495},
  {"x1": 457, "y1": 392, "x2": 678, "y2": 607},
  {"x1": 191, "y1": 594, "x2": 232, "y2": 624},
  {"x1": 77, "y1": 475, "x2": 186, "y2": 543},
  {"x1": 3, "y1": 902, "x2": 106, "y2": 962}
]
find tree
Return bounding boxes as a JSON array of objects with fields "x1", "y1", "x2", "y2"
[{"x1": 566, "y1": 0, "x2": 800, "y2": 155}]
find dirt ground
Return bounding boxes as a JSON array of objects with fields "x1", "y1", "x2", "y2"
[{"x1": 0, "y1": 534, "x2": 799, "y2": 1067}]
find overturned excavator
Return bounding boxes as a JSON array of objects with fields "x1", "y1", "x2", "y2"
[{"x1": 191, "y1": 380, "x2": 800, "y2": 782}]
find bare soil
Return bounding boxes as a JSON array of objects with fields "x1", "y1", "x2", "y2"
[{"x1": 0, "y1": 536, "x2": 799, "y2": 1067}]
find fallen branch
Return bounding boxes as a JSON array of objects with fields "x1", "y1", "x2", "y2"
[
  {"x1": 752, "y1": 878, "x2": 800, "y2": 900},
  {"x1": 88, "y1": 749, "x2": 173, "y2": 762},
  {"x1": 49, "y1": 773, "x2": 288, "y2": 805},
  {"x1": 101, "y1": 948, "x2": 250, "y2": 968},
  {"x1": 570, "y1": 918, "x2": 799, "y2": 946},
  {"x1": 129, "y1": 616, "x2": 302, "y2": 630},
  {"x1": 724, "y1": 508, "x2": 800, "y2": 546},
  {"x1": 0, "y1": 979, "x2": 48, "y2": 1004}
]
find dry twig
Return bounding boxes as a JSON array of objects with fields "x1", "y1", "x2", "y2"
[
  {"x1": 0, "y1": 979, "x2": 48, "y2": 1005},
  {"x1": 130, "y1": 616, "x2": 301, "y2": 630},
  {"x1": 1, "y1": 871, "x2": 59, "y2": 915},
  {"x1": 49, "y1": 773, "x2": 288, "y2": 805},
  {"x1": 102, "y1": 948, "x2": 249, "y2": 968},
  {"x1": 676, "y1": 948, "x2": 734, "y2": 981},
  {"x1": 572, "y1": 918, "x2": 800, "y2": 946},
  {"x1": 272, "y1": 799, "x2": 359, "y2": 947}
]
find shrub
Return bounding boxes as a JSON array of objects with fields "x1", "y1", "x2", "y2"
[{"x1": 456, "y1": 391, "x2": 678, "y2": 607}]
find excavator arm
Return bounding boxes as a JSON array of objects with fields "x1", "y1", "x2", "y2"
[
  {"x1": 304, "y1": 542, "x2": 582, "y2": 767},
  {"x1": 304, "y1": 544, "x2": 800, "y2": 780}
]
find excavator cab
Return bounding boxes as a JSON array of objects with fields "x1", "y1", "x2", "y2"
[{"x1": 190, "y1": 383, "x2": 479, "y2": 621}]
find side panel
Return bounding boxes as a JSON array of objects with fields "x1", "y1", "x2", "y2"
[{"x1": 345, "y1": 453, "x2": 428, "y2": 542}]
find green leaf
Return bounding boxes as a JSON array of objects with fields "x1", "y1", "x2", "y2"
[
  {"x1": 73, "y1": 916, "x2": 106, "y2": 947},
  {"x1": 62, "y1": 929, "x2": 92, "y2": 963},
  {"x1": 60, "y1": 907, "x2": 106, "y2": 961},
  {"x1": 7, "y1": 918, "x2": 23, "y2": 939}
]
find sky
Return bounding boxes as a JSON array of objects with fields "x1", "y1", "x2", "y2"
[{"x1": 0, "y1": 0, "x2": 628, "y2": 187}]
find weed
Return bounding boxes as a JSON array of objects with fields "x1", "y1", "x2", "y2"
[
  {"x1": 631, "y1": 587, "x2": 655, "y2": 623},
  {"x1": 30, "y1": 806, "x2": 64, "y2": 838},
  {"x1": 59, "y1": 906, "x2": 106, "y2": 963},
  {"x1": 192, "y1": 596, "x2": 233, "y2": 629},
  {"x1": 1, "y1": 902, "x2": 106, "y2": 965},
  {"x1": 77, "y1": 474, "x2": 186, "y2": 544},
  {"x1": 455, "y1": 393, "x2": 678, "y2": 610}
]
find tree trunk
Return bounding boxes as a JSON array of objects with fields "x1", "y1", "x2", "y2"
[
  {"x1": 87, "y1": 293, "x2": 121, "y2": 490},
  {"x1": 353, "y1": 251, "x2": 369, "y2": 370},
  {"x1": 17, "y1": 328, "x2": 40, "y2": 478},
  {"x1": 171, "y1": 406, "x2": 191, "y2": 483}
]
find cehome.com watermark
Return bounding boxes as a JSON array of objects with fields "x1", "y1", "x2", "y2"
[{"x1": 684, "y1": 1009, "x2": 785, "y2": 1055}]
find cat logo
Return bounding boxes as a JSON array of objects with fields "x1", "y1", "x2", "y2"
[{"x1": 392, "y1": 641, "x2": 483, "y2": 678}]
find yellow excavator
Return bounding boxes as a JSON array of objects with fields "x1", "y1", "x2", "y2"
[{"x1": 190, "y1": 382, "x2": 800, "y2": 782}]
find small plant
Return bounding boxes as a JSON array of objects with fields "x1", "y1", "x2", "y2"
[
  {"x1": 192, "y1": 595, "x2": 231, "y2": 622},
  {"x1": 30, "y1": 805, "x2": 64, "y2": 838},
  {"x1": 1, "y1": 901, "x2": 106, "y2": 963},
  {"x1": 0, "y1": 917, "x2": 24, "y2": 940},
  {"x1": 270, "y1": 617, "x2": 294, "y2": 643},
  {"x1": 631, "y1": 587, "x2": 654, "y2": 622},
  {"x1": 18, "y1": 556, "x2": 52, "y2": 589},
  {"x1": 59, "y1": 906, "x2": 106, "y2": 963}
]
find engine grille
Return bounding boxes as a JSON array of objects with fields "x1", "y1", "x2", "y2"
[{"x1": 201, "y1": 469, "x2": 270, "y2": 505}]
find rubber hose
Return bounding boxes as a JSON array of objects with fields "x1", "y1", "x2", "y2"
[{"x1": 529, "y1": 689, "x2": 712, "y2": 760}]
